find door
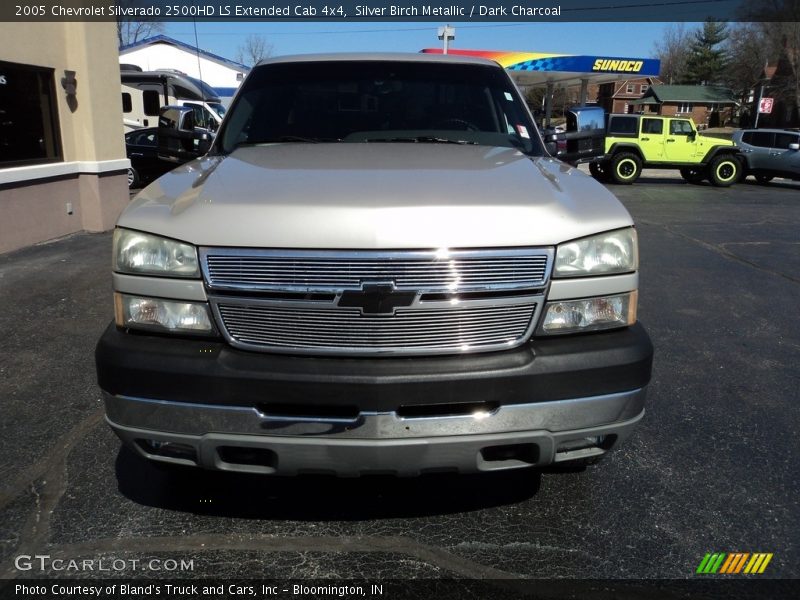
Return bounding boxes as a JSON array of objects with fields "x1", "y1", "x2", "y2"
[
  {"x1": 638, "y1": 117, "x2": 665, "y2": 161},
  {"x1": 740, "y1": 131, "x2": 775, "y2": 171},
  {"x1": 663, "y1": 119, "x2": 697, "y2": 162},
  {"x1": 770, "y1": 132, "x2": 800, "y2": 178}
]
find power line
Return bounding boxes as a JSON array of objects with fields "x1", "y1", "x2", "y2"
[{"x1": 168, "y1": 23, "x2": 530, "y2": 37}]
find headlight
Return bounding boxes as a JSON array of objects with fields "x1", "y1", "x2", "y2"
[
  {"x1": 114, "y1": 293, "x2": 215, "y2": 334},
  {"x1": 554, "y1": 228, "x2": 637, "y2": 277},
  {"x1": 113, "y1": 229, "x2": 199, "y2": 277},
  {"x1": 538, "y1": 291, "x2": 637, "y2": 335}
]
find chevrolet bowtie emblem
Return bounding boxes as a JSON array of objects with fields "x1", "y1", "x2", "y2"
[{"x1": 338, "y1": 282, "x2": 416, "y2": 315}]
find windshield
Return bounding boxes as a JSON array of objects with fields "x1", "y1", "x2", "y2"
[
  {"x1": 186, "y1": 76, "x2": 222, "y2": 102},
  {"x1": 218, "y1": 61, "x2": 542, "y2": 155},
  {"x1": 207, "y1": 102, "x2": 226, "y2": 119}
]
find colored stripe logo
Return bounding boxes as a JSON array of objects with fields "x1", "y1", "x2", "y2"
[{"x1": 696, "y1": 553, "x2": 773, "y2": 574}]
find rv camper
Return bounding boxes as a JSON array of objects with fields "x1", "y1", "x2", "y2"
[{"x1": 120, "y1": 66, "x2": 226, "y2": 133}]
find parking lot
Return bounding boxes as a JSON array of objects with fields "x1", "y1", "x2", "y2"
[{"x1": 1, "y1": 173, "x2": 798, "y2": 584}]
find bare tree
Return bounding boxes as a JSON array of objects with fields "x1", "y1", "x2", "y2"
[
  {"x1": 116, "y1": 1, "x2": 164, "y2": 47},
  {"x1": 236, "y1": 35, "x2": 273, "y2": 67},
  {"x1": 724, "y1": 24, "x2": 771, "y2": 97},
  {"x1": 738, "y1": 1, "x2": 800, "y2": 125},
  {"x1": 653, "y1": 23, "x2": 694, "y2": 84}
]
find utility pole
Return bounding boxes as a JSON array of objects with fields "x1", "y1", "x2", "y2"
[
  {"x1": 754, "y1": 82, "x2": 765, "y2": 129},
  {"x1": 438, "y1": 24, "x2": 455, "y2": 54},
  {"x1": 754, "y1": 60, "x2": 768, "y2": 129}
]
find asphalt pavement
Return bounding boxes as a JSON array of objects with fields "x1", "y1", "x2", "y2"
[{"x1": 1, "y1": 174, "x2": 798, "y2": 590}]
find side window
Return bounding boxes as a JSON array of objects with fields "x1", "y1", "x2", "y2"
[
  {"x1": 142, "y1": 90, "x2": 161, "y2": 117},
  {"x1": 608, "y1": 116, "x2": 638, "y2": 136},
  {"x1": 641, "y1": 118, "x2": 663, "y2": 135},
  {"x1": 185, "y1": 103, "x2": 213, "y2": 129},
  {"x1": 669, "y1": 120, "x2": 693, "y2": 135},
  {"x1": 121, "y1": 93, "x2": 132, "y2": 113},
  {"x1": 774, "y1": 133, "x2": 800, "y2": 149},
  {"x1": 748, "y1": 132, "x2": 774, "y2": 147}
]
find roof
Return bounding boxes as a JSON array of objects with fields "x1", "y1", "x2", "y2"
[
  {"x1": 637, "y1": 84, "x2": 738, "y2": 104},
  {"x1": 119, "y1": 35, "x2": 249, "y2": 71},
  {"x1": 421, "y1": 48, "x2": 661, "y2": 89},
  {"x1": 256, "y1": 52, "x2": 498, "y2": 67}
]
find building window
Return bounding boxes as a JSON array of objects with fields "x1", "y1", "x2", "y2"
[
  {"x1": 142, "y1": 90, "x2": 161, "y2": 116},
  {"x1": 121, "y1": 92, "x2": 132, "y2": 113},
  {"x1": 641, "y1": 84, "x2": 649, "y2": 93},
  {"x1": 677, "y1": 102, "x2": 694, "y2": 113},
  {"x1": 0, "y1": 60, "x2": 62, "y2": 167},
  {"x1": 626, "y1": 84, "x2": 634, "y2": 93}
]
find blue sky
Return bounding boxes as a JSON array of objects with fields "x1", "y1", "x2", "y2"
[{"x1": 162, "y1": 22, "x2": 682, "y2": 64}]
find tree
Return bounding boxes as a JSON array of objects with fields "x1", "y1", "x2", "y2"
[
  {"x1": 724, "y1": 24, "x2": 771, "y2": 94},
  {"x1": 653, "y1": 23, "x2": 694, "y2": 84},
  {"x1": 736, "y1": 2, "x2": 800, "y2": 126},
  {"x1": 116, "y1": 1, "x2": 164, "y2": 47},
  {"x1": 683, "y1": 21, "x2": 729, "y2": 85},
  {"x1": 236, "y1": 35, "x2": 273, "y2": 67}
]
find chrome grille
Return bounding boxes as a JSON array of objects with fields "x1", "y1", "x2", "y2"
[
  {"x1": 215, "y1": 300, "x2": 539, "y2": 355},
  {"x1": 202, "y1": 248, "x2": 551, "y2": 292},
  {"x1": 203, "y1": 247, "x2": 552, "y2": 356}
]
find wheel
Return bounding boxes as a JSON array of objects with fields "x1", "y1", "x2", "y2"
[
  {"x1": 754, "y1": 174, "x2": 774, "y2": 185},
  {"x1": 707, "y1": 155, "x2": 740, "y2": 187},
  {"x1": 589, "y1": 161, "x2": 612, "y2": 182},
  {"x1": 679, "y1": 168, "x2": 705, "y2": 184},
  {"x1": 127, "y1": 166, "x2": 140, "y2": 189},
  {"x1": 610, "y1": 152, "x2": 642, "y2": 185}
]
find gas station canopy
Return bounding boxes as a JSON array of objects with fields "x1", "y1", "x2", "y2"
[{"x1": 420, "y1": 48, "x2": 660, "y2": 88}]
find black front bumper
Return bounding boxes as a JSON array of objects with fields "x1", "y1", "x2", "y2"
[{"x1": 95, "y1": 322, "x2": 653, "y2": 413}]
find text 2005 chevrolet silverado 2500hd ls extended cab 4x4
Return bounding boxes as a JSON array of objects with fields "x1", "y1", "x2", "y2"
[{"x1": 95, "y1": 54, "x2": 653, "y2": 476}]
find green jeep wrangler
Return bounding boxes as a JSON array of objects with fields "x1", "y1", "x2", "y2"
[{"x1": 589, "y1": 114, "x2": 741, "y2": 186}]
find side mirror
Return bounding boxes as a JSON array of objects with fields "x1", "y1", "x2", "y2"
[
  {"x1": 542, "y1": 128, "x2": 566, "y2": 157},
  {"x1": 789, "y1": 143, "x2": 799, "y2": 151},
  {"x1": 688, "y1": 131, "x2": 697, "y2": 141},
  {"x1": 158, "y1": 106, "x2": 208, "y2": 164},
  {"x1": 556, "y1": 106, "x2": 607, "y2": 163}
]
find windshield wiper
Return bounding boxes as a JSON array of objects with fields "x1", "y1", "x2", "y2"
[{"x1": 364, "y1": 136, "x2": 478, "y2": 145}]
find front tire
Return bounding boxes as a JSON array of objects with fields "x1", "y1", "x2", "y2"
[
  {"x1": 127, "y1": 167, "x2": 140, "y2": 189},
  {"x1": 610, "y1": 152, "x2": 642, "y2": 185},
  {"x1": 708, "y1": 155, "x2": 740, "y2": 187},
  {"x1": 680, "y1": 168, "x2": 705, "y2": 184}
]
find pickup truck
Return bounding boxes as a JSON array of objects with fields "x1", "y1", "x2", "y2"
[{"x1": 96, "y1": 54, "x2": 653, "y2": 476}]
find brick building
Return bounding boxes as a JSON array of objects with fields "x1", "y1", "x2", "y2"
[
  {"x1": 632, "y1": 85, "x2": 738, "y2": 128},
  {"x1": 597, "y1": 77, "x2": 663, "y2": 114}
]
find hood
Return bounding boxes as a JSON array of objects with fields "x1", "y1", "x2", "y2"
[{"x1": 119, "y1": 144, "x2": 633, "y2": 249}]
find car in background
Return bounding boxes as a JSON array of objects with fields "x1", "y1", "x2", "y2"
[
  {"x1": 589, "y1": 114, "x2": 741, "y2": 186},
  {"x1": 732, "y1": 128, "x2": 800, "y2": 184},
  {"x1": 124, "y1": 128, "x2": 174, "y2": 189}
]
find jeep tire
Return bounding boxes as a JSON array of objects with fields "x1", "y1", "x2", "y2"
[
  {"x1": 610, "y1": 152, "x2": 642, "y2": 185},
  {"x1": 708, "y1": 155, "x2": 740, "y2": 187}
]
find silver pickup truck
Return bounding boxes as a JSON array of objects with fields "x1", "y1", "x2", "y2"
[{"x1": 96, "y1": 54, "x2": 653, "y2": 476}]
